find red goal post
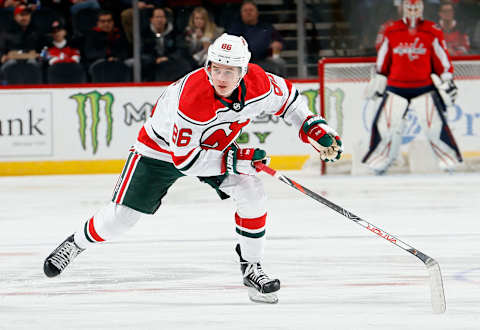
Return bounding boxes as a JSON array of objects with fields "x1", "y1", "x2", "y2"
[{"x1": 317, "y1": 55, "x2": 480, "y2": 175}]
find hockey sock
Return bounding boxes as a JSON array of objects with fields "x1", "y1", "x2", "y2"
[{"x1": 235, "y1": 212, "x2": 266, "y2": 263}]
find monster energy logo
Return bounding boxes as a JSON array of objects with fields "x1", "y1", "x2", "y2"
[
  {"x1": 300, "y1": 88, "x2": 345, "y2": 136},
  {"x1": 324, "y1": 87, "x2": 345, "y2": 136},
  {"x1": 70, "y1": 91, "x2": 114, "y2": 154},
  {"x1": 301, "y1": 89, "x2": 319, "y2": 115}
]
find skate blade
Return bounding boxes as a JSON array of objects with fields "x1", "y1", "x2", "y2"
[{"x1": 247, "y1": 287, "x2": 278, "y2": 304}]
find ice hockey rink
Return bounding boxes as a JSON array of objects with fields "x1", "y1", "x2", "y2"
[{"x1": 1, "y1": 168, "x2": 480, "y2": 330}]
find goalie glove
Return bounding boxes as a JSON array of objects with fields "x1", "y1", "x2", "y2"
[
  {"x1": 364, "y1": 73, "x2": 387, "y2": 100},
  {"x1": 222, "y1": 144, "x2": 269, "y2": 175},
  {"x1": 299, "y1": 115, "x2": 343, "y2": 162},
  {"x1": 431, "y1": 73, "x2": 458, "y2": 106}
]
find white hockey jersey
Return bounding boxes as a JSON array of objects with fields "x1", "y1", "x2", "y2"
[{"x1": 134, "y1": 63, "x2": 312, "y2": 177}]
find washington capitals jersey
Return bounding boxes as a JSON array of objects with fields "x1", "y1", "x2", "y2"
[
  {"x1": 134, "y1": 63, "x2": 311, "y2": 176},
  {"x1": 376, "y1": 19, "x2": 454, "y2": 88}
]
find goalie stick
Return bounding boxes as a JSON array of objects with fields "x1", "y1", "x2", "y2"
[{"x1": 255, "y1": 162, "x2": 446, "y2": 314}]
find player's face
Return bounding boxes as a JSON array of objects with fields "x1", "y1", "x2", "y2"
[
  {"x1": 210, "y1": 62, "x2": 242, "y2": 97},
  {"x1": 406, "y1": 6, "x2": 421, "y2": 18},
  {"x1": 404, "y1": 1, "x2": 423, "y2": 21}
]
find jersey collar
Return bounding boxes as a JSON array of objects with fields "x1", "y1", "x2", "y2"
[{"x1": 214, "y1": 79, "x2": 247, "y2": 112}]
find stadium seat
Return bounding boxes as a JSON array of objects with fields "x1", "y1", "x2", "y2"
[
  {"x1": 89, "y1": 60, "x2": 131, "y2": 83},
  {"x1": 47, "y1": 62, "x2": 87, "y2": 84},
  {"x1": 2, "y1": 61, "x2": 43, "y2": 85}
]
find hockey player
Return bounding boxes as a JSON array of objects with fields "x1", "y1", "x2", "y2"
[
  {"x1": 363, "y1": 0, "x2": 462, "y2": 174},
  {"x1": 43, "y1": 33, "x2": 343, "y2": 304}
]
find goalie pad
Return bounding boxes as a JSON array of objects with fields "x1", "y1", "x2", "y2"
[
  {"x1": 410, "y1": 91, "x2": 463, "y2": 171},
  {"x1": 362, "y1": 91, "x2": 409, "y2": 174}
]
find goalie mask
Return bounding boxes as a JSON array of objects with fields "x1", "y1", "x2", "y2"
[
  {"x1": 403, "y1": 0, "x2": 423, "y2": 28},
  {"x1": 205, "y1": 33, "x2": 251, "y2": 88}
]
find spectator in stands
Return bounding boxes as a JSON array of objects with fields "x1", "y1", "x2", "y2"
[
  {"x1": 437, "y1": 2, "x2": 470, "y2": 56},
  {"x1": 120, "y1": 0, "x2": 166, "y2": 44},
  {"x1": 227, "y1": 0, "x2": 286, "y2": 76},
  {"x1": 0, "y1": 5, "x2": 43, "y2": 71},
  {"x1": 83, "y1": 10, "x2": 130, "y2": 74},
  {"x1": 45, "y1": 19, "x2": 80, "y2": 65},
  {"x1": 141, "y1": 7, "x2": 192, "y2": 81},
  {"x1": 184, "y1": 6, "x2": 223, "y2": 68}
]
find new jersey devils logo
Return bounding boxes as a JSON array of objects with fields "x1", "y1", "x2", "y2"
[{"x1": 201, "y1": 120, "x2": 250, "y2": 150}]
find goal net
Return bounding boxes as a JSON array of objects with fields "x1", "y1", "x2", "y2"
[{"x1": 318, "y1": 56, "x2": 480, "y2": 175}]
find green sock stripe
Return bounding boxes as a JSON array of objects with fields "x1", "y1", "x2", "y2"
[
  {"x1": 235, "y1": 228, "x2": 265, "y2": 238},
  {"x1": 84, "y1": 221, "x2": 95, "y2": 243}
]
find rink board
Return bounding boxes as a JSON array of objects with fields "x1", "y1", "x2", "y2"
[{"x1": 0, "y1": 79, "x2": 479, "y2": 176}]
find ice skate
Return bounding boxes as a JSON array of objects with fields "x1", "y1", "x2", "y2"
[
  {"x1": 43, "y1": 234, "x2": 84, "y2": 278},
  {"x1": 235, "y1": 244, "x2": 280, "y2": 304}
]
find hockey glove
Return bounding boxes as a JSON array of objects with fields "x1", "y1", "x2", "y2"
[
  {"x1": 300, "y1": 115, "x2": 343, "y2": 162},
  {"x1": 364, "y1": 73, "x2": 387, "y2": 100},
  {"x1": 432, "y1": 73, "x2": 458, "y2": 106},
  {"x1": 440, "y1": 78, "x2": 458, "y2": 104},
  {"x1": 222, "y1": 144, "x2": 269, "y2": 175}
]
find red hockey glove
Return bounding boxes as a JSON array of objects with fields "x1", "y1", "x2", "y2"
[
  {"x1": 222, "y1": 145, "x2": 269, "y2": 175},
  {"x1": 299, "y1": 115, "x2": 343, "y2": 162}
]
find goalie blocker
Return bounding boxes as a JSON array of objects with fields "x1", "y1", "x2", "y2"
[{"x1": 362, "y1": 87, "x2": 462, "y2": 174}]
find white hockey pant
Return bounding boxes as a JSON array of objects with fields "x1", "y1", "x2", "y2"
[
  {"x1": 363, "y1": 91, "x2": 408, "y2": 173},
  {"x1": 410, "y1": 92, "x2": 463, "y2": 171},
  {"x1": 74, "y1": 202, "x2": 142, "y2": 249},
  {"x1": 219, "y1": 174, "x2": 267, "y2": 263},
  {"x1": 74, "y1": 174, "x2": 268, "y2": 263}
]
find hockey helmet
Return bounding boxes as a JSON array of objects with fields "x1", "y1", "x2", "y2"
[
  {"x1": 403, "y1": 0, "x2": 423, "y2": 28},
  {"x1": 205, "y1": 33, "x2": 251, "y2": 83}
]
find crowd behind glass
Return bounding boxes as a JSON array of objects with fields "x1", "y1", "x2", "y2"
[{"x1": 0, "y1": 0, "x2": 478, "y2": 85}]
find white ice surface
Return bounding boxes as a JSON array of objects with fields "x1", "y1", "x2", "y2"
[{"x1": 1, "y1": 170, "x2": 479, "y2": 329}]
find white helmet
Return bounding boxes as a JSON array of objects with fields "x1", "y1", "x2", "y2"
[
  {"x1": 403, "y1": 0, "x2": 423, "y2": 28},
  {"x1": 205, "y1": 33, "x2": 251, "y2": 82}
]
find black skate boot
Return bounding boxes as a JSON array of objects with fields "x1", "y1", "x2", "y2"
[
  {"x1": 235, "y1": 244, "x2": 280, "y2": 304},
  {"x1": 43, "y1": 234, "x2": 84, "y2": 278}
]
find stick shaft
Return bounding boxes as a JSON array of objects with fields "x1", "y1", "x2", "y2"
[{"x1": 256, "y1": 163, "x2": 429, "y2": 263}]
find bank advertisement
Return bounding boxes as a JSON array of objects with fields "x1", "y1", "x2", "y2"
[{"x1": 0, "y1": 92, "x2": 53, "y2": 157}]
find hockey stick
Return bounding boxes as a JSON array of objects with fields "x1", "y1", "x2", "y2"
[{"x1": 255, "y1": 162, "x2": 446, "y2": 314}]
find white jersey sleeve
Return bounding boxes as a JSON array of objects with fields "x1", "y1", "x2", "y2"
[{"x1": 263, "y1": 73, "x2": 313, "y2": 134}]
